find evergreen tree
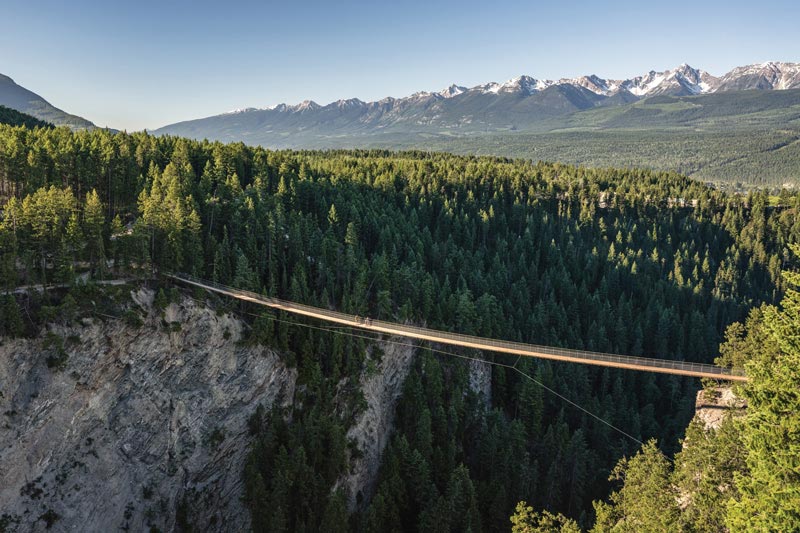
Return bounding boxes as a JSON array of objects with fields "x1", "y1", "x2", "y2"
[
  {"x1": 84, "y1": 189, "x2": 106, "y2": 276},
  {"x1": 510, "y1": 501, "x2": 581, "y2": 533},
  {"x1": 0, "y1": 295, "x2": 25, "y2": 337},
  {"x1": 727, "y1": 244, "x2": 800, "y2": 530},
  {"x1": 591, "y1": 440, "x2": 679, "y2": 532}
]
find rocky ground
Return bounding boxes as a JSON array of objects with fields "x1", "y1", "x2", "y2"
[
  {"x1": 0, "y1": 288, "x2": 296, "y2": 532},
  {"x1": 0, "y1": 285, "x2": 490, "y2": 531},
  {"x1": 694, "y1": 386, "x2": 746, "y2": 430}
]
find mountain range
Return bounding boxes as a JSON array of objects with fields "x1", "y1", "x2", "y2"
[
  {"x1": 2, "y1": 62, "x2": 797, "y2": 141},
  {"x1": 1, "y1": 62, "x2": 798, "y2": 186},
  {"x1": 152, "y1": 62, "x2": 800, "y2": 146}
]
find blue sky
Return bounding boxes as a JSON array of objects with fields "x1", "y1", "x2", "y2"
[{"x1": 2, "y1": 0, "x2": 798, "y2": 131}]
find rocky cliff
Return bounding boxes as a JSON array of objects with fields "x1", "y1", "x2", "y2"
[
  {"x1": 0, "y1": 288, "x2": 296, "y2": 532},
  {"x1": 0, "y1": 286, "x2": 425, "y2": 532},
  {"x1": 337, "y1": 341, "x2": 415, "y2": 511},
  {"x1": 694, "y1": 386, "x2": 746, "y2": 430}
]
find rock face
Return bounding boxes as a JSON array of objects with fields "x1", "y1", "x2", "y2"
[
  {"x1": 694, "y1": 386, "x2": 746, "y2": 430},
  {"x1": 337, "y1": 340, "x2": 416, "y2": 511},
  {"x1": 0, "y1": 289, "x2": 296, "y2": 532},
  {"x1": 468, "y1": 358, "x2": 492, "y2": 408}
]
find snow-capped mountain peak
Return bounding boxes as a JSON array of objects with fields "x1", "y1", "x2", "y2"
[
  {"x1": 559, "y1": 75, "x2": 616, "y2": 96},
  {"x1": 717, "y1": 61, "x2": 800, "y2": 91},
  {"x1": 462, "y1": 64, "x2": 734, "y2": 99},
  {"x1": 225, "y1": 107, "x2": 259, "y2": 115},
  {"x1": 475, "y1": 81, "x2": 502, "y2": 94},
  {"x1": 205, "y1": 61, "x2": 800, "y2": 121},
  {"x1": 474, "y1": 76, "x2": 551, "y2": 95},
  {"x1": 611, "y1": 64, "x2": 718, "y2": 96},
  {"x1": 291, "y1": 100, "x2": 321, "y2": 112},
  {"x1": 503, "y1": 75, "x2": 551, "y2": 94},
  {"x1": 619, "y1": 69, "x2": 669, "y2": 96},
  {"x1": 408, "y1": 91, "x2": 434, "y2": 100},
  {"x1": 439, "y1": 84, "x2": 467, "y2": 98},
  {"x1": 334, "y1": 98, "x2": 366, "y2": 109}
]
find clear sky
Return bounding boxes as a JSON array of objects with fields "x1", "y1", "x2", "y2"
[{"x1": 2, "y1": 0, "x2": 798, "y2": 131}]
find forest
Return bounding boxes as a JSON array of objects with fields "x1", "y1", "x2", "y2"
[
  {"x1": 392, "y1": 128, "x2": 800, "y2": 190},
  {"x1": 0, "y1": 106, "x2": 53, "y2": 130},
  {"x1": 153, "y1": 86, "x2": 800, "y2": 189},
  {"x1": 1, "y1": 122, "x2": 799, "y2": 531}
]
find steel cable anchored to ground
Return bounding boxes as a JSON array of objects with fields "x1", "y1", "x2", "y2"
[{"x1": 165, "y1": 272, "x2": 748, "y2": 382}]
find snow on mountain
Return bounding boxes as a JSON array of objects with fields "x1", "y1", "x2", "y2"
[
  {"x1": 225, "y1": 107, "x2": 260, "y2": 114},
  {"x1": 152, "y1": 60, "x2": 800, "y2": 147},
  {"x1": 612, "y1": 64, "x2": 717, "y2": 96},
  {"x1": 334, "y1": 98, "x2": 367, "y2": 109},
  {"x1": 473, "y1": 76, "x2": 551, "y2": 95},
  {"x1": 475, "y1": 81, "x2": 502, "y2": 94},
  {"x1": 559, "y1": 75, "x2": 617, "y2": 96},
  {"x1": 207, "y1": 62, "x2": 800, "y2": 120},
  {"x1": 716, "y1": 61, "x2": 800, "y2": 91},
  {"x1": 439, "y1": 84, "x2": 467, "y2": 98},
  {"x1": 453, "y1": 62, "x2": 798, "y2": 100},
  {"x1": 498, "y1": 76, "x2": 548, "y2": 94},
  {"x1": 291, "y1": 100, "x2": 321, "y2": 112},
  {"x1": 407, "y1": 91, "x2": 434, "y2": 100},
  {"x1": 461, "y1": 64, "x2": 721, "y2": 99}
]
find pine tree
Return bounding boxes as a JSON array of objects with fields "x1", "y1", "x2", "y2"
[
  {"x1": 591, "y1": 440, "x2": 679, "y2": 532},
  {"x1": 727, "y1": 244, "x2": 800, "y2": 530},
  {"x1": 319, "y1": 490, "x2": 349, "y2": 533},
  {"x1": 110, "y1": 214, "x2": 126, "y2": 270},
  {"x1": 84, "y1": 189, "x2": 106, "y2": 276},
  {"x1": 510, "y1": 501, "x2": 580, "y2": 533},
  {"x1": 0, "y1": 295, "x2": 25, "y2": 337},
  {"x1": 673, "y1": 418, "x2": 745, "y2": 532}
]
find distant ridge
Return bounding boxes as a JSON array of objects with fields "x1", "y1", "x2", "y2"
[
  {"x1": 152, "y1": 61, "x2": 800, "y2": 147},
  {"x1": 0, "y1": 74, "x2": 95, "y2": 130}
]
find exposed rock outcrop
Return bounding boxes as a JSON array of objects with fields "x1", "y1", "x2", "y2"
[
  {"x1": 0, "y1": 289, "x2": 296, "y2": 532},
  {"x1": 468, "y1": 358, "x2": 492, "y2": 408},
  {"x1": 337, "y1": 340, "x2": 416, "y2": 511},
  {"x1": 694, "y1": 386, "x2": 746, "y2": 430}
]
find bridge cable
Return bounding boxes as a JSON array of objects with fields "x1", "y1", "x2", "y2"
[{"x1": 196, "y1": 295, "x2": 651, "y2": 451}]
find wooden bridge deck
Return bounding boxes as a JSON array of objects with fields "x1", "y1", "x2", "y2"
[{"x1": 166, "y1": 273, "x2": 748, "y2": 382}]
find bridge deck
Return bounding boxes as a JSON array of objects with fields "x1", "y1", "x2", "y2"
[{"x1": 166, "y1": 273, "x2": 748, "y2": 382}]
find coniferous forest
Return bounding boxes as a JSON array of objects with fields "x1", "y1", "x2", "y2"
[{"x1": 2, "y1": 122, "x2": 800, "y2": 531}]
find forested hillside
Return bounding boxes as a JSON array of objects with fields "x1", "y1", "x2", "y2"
[
  {"x1": 0, "y1": 74, "x2": 95, "y2": 130},
  {"x1": 0, "y1": 105, "x2": 53, "y2": 129},
  {"x1": 2, "y1": 124, "x2": 799, "y2": 530},
  {"x1": 412, "y1": 128, "x2": 800, "y2": 189},
  {"x1": 154, "y1": 88, "x2": 800, "y2": 188},
  {"x1": 513, "y1": 245, "x2": 800, "y2": 531}
]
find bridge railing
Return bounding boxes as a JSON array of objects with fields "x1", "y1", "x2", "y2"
[{"x1": 165, "y1": 272, "x2": 746, "y2": 380}]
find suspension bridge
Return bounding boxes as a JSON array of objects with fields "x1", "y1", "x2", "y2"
[{"x1": 165, "y1": 273, "x2": 748, "y2": 382}]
